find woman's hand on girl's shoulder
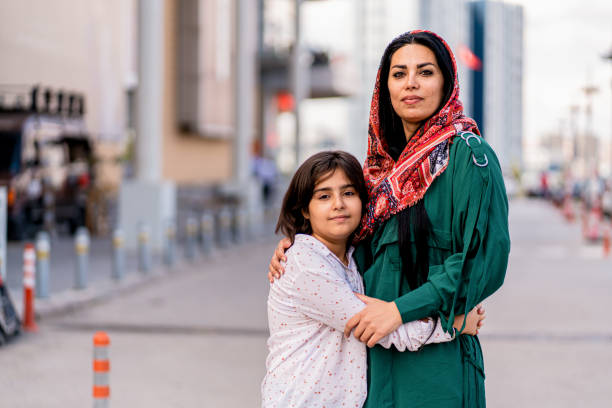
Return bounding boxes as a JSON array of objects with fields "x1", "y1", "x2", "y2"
[{"x1": 268, "y1": 237, "x2": 292, "y2": 283}]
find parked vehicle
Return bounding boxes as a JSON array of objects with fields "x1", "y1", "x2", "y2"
[{"x1": 0, "y1": 85, "x2": 92, "y2": 239}]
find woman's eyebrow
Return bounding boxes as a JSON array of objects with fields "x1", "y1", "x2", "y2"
[
  {"x1": 391, "y1": 62, "x2": 435, "y2": 70},
  {"x1": 417, "y1": 62, "x2": 435, "y2": 69}
]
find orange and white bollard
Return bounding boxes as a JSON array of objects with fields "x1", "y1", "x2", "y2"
[
  {"x1": 586, "y1": 204, "x2": 603, "y2": 241},
  {"x1": 93, "y1": 331, "x2": 110, "y2": 407},
  {"x1": 22, "y1": 243, "x2": 37, "y2": 332}
]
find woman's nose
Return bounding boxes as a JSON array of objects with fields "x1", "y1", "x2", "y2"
[{"x1": 404, "y1": 72, "x2": 418, "y2": 89}]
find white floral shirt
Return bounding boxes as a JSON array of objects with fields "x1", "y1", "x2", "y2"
[{"x1": 261, "y1": 234, "x2": 454, "y2": 408}]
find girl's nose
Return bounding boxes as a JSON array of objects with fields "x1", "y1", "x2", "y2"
[{"x1": 333, "y1": 194, "x2": 345, "y2": 209}]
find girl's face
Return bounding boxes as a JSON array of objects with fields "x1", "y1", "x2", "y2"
[
  {"x1": 304, "y1": 169, "x2": 362, "y2": 248},
  {"x1": 387, "y1": 43, "x2": 445, "y2": 138}
]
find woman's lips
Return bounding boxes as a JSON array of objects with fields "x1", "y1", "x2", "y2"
[{"x1": 402, "y1": 96, "x2": 423, "y2": 105}]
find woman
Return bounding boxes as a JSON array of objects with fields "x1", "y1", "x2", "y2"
[{"x1": 269, "y1": 30, "x2": 509, "y2": 407}]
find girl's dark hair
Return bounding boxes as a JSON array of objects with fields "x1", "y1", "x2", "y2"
[
  {"x1": 275, "y1": 151, "x2": 367, "y2": 243},
  {"x1": 378, "y1": 31, "x2": 454, "y2": 290}
]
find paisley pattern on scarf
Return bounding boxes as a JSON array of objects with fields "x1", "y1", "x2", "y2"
[{"x1": 355, "y1": 30, "x2": 480, "y2": 241}]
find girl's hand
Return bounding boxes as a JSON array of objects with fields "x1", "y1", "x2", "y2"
[
  {"x1": 453, "y1": 304, "x2": 486, "y2": 336},
  {"x1": 344, "y1": 293, "x2": 402, "y2": 348},
  {"x1": 268, "y1": 237, "x2": 292, "y2": 283}
]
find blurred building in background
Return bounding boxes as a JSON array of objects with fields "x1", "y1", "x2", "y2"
[
  {"x1": 0, "y1": 0, "x2": 527, "y2": 244},
  {"x1": 349, "y1": 0, "x2": 524, "y2": 174},
  {"x1": 0, "y1": 0, "x2": 259, "y2": 247},
  {"x1": 258, "y1": 0, "x2": 353, "y2": 172},
  {"x1": 471, "y1": 0, "x2": 524, "y2": 174},
  {"x1": 419, "y1": 0, "x2": 473, "y2": 119}
]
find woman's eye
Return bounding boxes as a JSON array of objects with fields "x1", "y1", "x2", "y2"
[
  {"x1": 344, "y1": 191, "x2": 355, "y2": 196},
  {"x1": 392, "y1": 71, "x2": 405, "y2": 79},
  {"x1": 420, "y1": 70, "x2": 433, "y2": 76}
]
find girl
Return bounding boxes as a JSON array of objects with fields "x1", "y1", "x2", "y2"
[
  {"x1": 269, "y1": 30, "x2": 509, "y2": 407},
  {"x1": 261, "y1": 151, "x2": 484, "y2": 407}
]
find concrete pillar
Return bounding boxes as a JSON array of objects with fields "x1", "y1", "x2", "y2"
[
  {"x1": 119, "y1": 0, "x2": 176, "y2": 251},
  {"x1": 234, "y1": 0, "x2": 256, "y2": 186},
  {"x1": 136, "y1": 0, "x2": 164, "y2": 182}
]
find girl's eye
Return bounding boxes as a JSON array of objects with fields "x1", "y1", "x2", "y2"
[
  {"x1": 344, "y1": 190, "x2": 355, "y2": 196},
  {"x1": 317, "y1": 194, "x2": 330, "y2": 200}
]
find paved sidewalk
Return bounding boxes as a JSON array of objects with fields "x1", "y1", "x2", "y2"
[
  {"x1": 0, "y1": 199, "x2": 610, "y2": 407},
  {"x1": 0, "y1": 238, "x2": 274, "y2": 407}
]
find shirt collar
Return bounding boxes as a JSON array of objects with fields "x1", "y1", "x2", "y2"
[{"x1": 294, "y1": 234, "x2": 355, "y2": 267}]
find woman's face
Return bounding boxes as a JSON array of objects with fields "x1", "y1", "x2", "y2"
[{"x1": 387, "y1": 43, "x2": 445, "y2": 138}]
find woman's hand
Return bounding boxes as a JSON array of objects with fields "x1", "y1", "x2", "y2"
[
  {"x1": 268, "y1": 238, "x2": 292, "y2": 283},
  {"x1": 344, "y1": 293, "x2": 403, "y2": 348},
  {"x1": 453, "y1": 304, "x2": 486, "y2": 335}
]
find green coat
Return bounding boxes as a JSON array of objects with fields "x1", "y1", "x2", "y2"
[{"x1": 355, "y1": 133, "x2": 510, "y2": 407}]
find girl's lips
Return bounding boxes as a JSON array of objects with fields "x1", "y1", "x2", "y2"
[{"x1": 330, "y1": 215, "x2": 349, "y2": 221}]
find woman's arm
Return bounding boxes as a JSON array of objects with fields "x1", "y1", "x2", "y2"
[
  {"x1": 268, "y1": 238, "x2": 291, "y2": 282},
  {"x1": 287, "y1": 252, "x2": 470, "y2": 352},
  {"x1": 348, "y1": 293, "x2": 485, "y2": 348},
  {"x1": 345, "y1": 138, "x2": 509, "y2": 342}
]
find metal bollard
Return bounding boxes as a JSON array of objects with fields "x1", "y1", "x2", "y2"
[
  {"x1": 185, "y1": 216, "x2": 198, "y2": 260},
  {"x1": 112, "y1": 228, "x2": 125, "y2": 280},
  {"x1": 164, "y1": 220, "x2": 176, "y2": 267},
  {"x1": 93, "y1": 331, "x2": 110, "y2": 407},
  {"x1": 200, "y1": 213, "x2": 215, "y2": 255},
  {"x1": 217, "y1": 207, "x2": 232, "y2": 248},
  {"x1": 237, "y1": 207, "x2": 249, "y2": 243},
  {"x1": 138, "y1": 222, "x2": 151, "y2": 273},
  {"x1": 74, "y1": 227, "x2": 90, "y2": 290},
  {"x1": 248, "y1": 206, "x2": 262, "y2": 238},
  {"x1": 35, "y1": 231, "x2": 50, "y2": 298}
]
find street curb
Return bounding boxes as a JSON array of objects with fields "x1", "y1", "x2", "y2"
[{"x1": 9, "y1": 234, "x2": 278, "y2": 321}]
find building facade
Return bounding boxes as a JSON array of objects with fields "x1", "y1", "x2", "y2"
[{"x1": 471, "y1": 0, "x2": 524, "y2": 173}]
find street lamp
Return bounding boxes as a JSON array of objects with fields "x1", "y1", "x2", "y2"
[{"x1": 582, "y1": 85, "x2": 599, "y2": 175}]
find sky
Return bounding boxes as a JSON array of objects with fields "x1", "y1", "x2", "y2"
[
  {"x1": 509, "y1": 0, "x2": 612, "y2": 166},
  {"x1": 301, "y1": 0, "x2": 612, "y2": 169}
]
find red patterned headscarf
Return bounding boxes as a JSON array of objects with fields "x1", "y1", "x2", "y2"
[{"x1": 355, "y1": 30, "x2": 479, "y2": 241}]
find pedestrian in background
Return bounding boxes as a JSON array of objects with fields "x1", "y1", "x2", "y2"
[{"x1": 269, "y1": 30, "x2": 510, "y2": 406}]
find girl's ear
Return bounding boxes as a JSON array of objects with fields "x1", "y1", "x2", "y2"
[{"x1": 301, "y1": 208, "x2": 309, "y2": 220}]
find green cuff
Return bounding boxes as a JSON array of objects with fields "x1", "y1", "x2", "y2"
[{"x1": 394, "y1": 282, "x2": 443, "y2": 323}]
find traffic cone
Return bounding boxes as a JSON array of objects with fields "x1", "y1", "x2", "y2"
[
  {"x1": 22, "y1": 243, "x2": 37, "y2": 332},
  {"x1": 586, "y1": 203, "x2": 603, "y2": 241}
]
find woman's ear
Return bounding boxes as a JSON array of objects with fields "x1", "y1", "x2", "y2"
[{"x1": 301, "y1": 208, "x2": 309, "y2": 220}]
